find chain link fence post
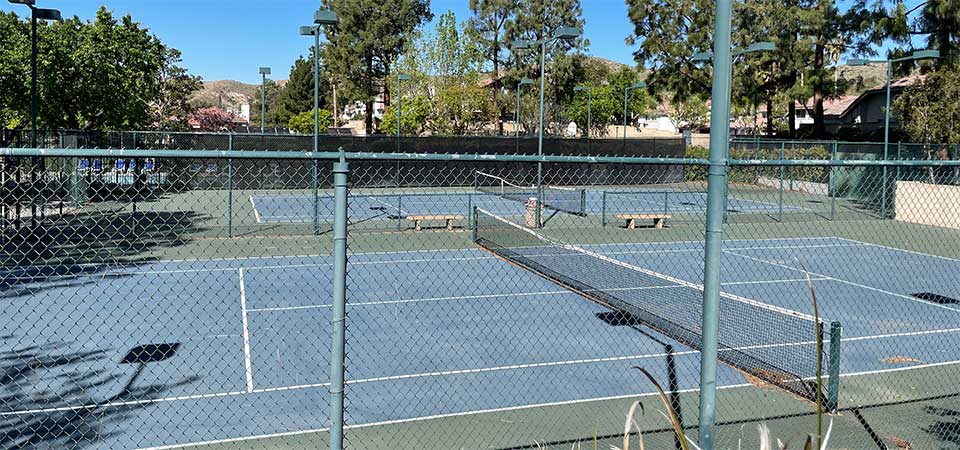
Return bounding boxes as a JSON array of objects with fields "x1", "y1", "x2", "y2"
[{"x1": 329, "y1": 149, "x2": 349, "y2": 450}]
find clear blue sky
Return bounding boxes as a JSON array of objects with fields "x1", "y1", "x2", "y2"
[
  {"x1": 0, "y1": 0, "x2": 637, "y2": 84},
  {"x1": 0, "y1": 0, "x2": 925, "y2": 84}
]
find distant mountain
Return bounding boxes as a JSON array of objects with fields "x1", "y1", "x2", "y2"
[
  {"x1": 837, "y1": 63, "x2": 886, "y2": 94},
  {"x1": 191, "y1": 79, "x2": 287, "y2": 110},
  {"x1": 588, "y1": 55, "x2": 632, "y2": 72}
]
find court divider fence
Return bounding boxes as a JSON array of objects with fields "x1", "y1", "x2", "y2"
[{"x1": 0, "y1": 144, "x2": 959, "y2": 449}]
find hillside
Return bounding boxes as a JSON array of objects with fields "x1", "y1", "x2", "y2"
[
  {"x1": 839, "y1": 62, "x2": 887, "y2": 94},
  {"x1": 192, "y1": 80, "x2": 260, "y2": 110}
]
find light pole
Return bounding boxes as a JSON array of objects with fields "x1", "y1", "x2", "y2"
[
  {"x1": 848, "y1": 49, "x2": 940, "y2": 219},
  {"x1": 574, "y1": 85, "x2": 591, "y2": 139},
  {"x1": 511, "y1": 26, "x2": 581, "y2": 228},
  {"x1": 258, "y1": 67, "x2": 271, "y2": 133},
  {"x1": 698, "y1": 0, "x2": 735, "y2": 446},
  {"x1": 8, "y1": 0, "x2": 61, "y2": 148},
  {"x1": 299, "y1": 9, "x2": 339, "y2": 154},
  {"x1": 515, "y1": 78, "x2": 534, "y2": 139},
  {"x1": 8, "y1": 0, "x2": 61, "y2": 230},
  {"x1": 692, "y1": 41, "x2": 776, "y2": 221},
  {"x1": 623, "y1": 82, "x2": 647, "y2": 143},
  {"x1": 300, "y1": 10, "x2": 341, "y2": 450}
]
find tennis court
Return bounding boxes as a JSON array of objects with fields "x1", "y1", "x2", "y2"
[
  {"x1": 5, "y1": 234, "x2": 958, "y2": 449},
  {"x1": 249, "y1": 189, "x2": 803, "y2": 224}
]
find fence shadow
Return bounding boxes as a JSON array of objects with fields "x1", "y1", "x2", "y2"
[{"x1": 0, "y1": 208, "x2": 207, "y2": 296}]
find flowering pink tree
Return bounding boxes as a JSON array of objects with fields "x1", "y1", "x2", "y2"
[{"x1": 191, "y1": 107, "x2": 237, "y2": 131}]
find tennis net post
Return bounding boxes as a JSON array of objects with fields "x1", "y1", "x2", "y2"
[{"x1": 826, "y1": 321, "x2": 842, "y2": 413}]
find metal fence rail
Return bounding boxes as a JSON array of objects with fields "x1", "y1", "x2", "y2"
[{"x1": 0, "y1": 146, "x2": 958, "y2": 449}]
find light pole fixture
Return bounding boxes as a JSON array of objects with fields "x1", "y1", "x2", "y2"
[
  {"x1": 848, "y1": 48, "x2": 940, "y2": 218},
  {"x1": 693, "y1": 41, "x2": 776, "y2": 62},
  {"x1": 511, "y1": 26, "x2": 581, "y2": 228},
  {"x1": 259, "y1": 67, "x2": 271, "y2": 133},
  {"x1": 8, "y1": 0, "x2": 61, "y2": 230},
  {"x1": 690, "y1": 41, "x2": 775, "y2": 223},
  {"x1": 516, "y1": 78, "x2": 534, "y2": 139},
  {"x1": 623, "y1": 82, "x2": 647, "y2": 141},
  {"x1": 7, "y1": 0, "x2": 62, "y2": 148},
  {"x1": 299, "y1": 9, "x2": 338, "y2": 154},
  {"x1": 574, "y1": 85, "x2": 592, "y2": 139}
]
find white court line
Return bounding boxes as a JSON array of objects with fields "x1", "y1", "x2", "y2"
[
  {"x1": 368, "y1": 195, "x2": 407, "y2": 217},
  {"x1": 0, "y1": 235, "x2": 846, "y2": 269},
  {"x1": 834, "y1": 237, "x2": 960, "y2": 264},
  {"x1": 1, "y1": 243, "x2": 859, "y2": 282},
  {"x1": 248, "y1": 196, "x2": 262, "y2": 224},
  {"x1": 723, "y1": 249, "x2": 960, "y2": 315},
  {"x1": 137, "y1": 353, "x2": 960, "y2": 450},
  {"x1": 248, "y1": 277, "x2": 829, "y2": 313},
  {"x1": 238, "y1": 268, "x2": 255, "y2": 393},
  {"x1": 12, "y1": 324, "x2": 960, "y2": 421}
]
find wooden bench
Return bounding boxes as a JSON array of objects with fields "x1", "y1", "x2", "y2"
[
  {"x1": 614, "y1": 214, "x2": 672, "y2": 229},
  {"x1": 406, "y1": 215, "x2": 464, "y2": 231}
]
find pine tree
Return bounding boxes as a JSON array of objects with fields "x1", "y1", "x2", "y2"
[
  {"x1": 322, "y1": 0, "x2": 432, "y2": 134},
  {"x1": 467, "y1": 0, "x2": 518, "y2": 134}
]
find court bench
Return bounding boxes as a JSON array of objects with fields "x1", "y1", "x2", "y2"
[
  {"x1": 614, "y1": 214, "x2": 672, "y2": 229},
  {"x1": 406, "y1": 214, "x2": 464, "y2": 231}
]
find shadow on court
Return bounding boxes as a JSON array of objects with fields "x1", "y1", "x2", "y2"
[
  {"x1": 0, "y1": 208, "x2": 207, "y2": 296},
  {"x1": 0, "y1": 338, "x2": 198, "y2": 449}
]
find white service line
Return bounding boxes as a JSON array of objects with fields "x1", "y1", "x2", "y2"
[
  {"x1": 249, "y1": 196, "x2": 262, "y2": 224},
  {"x1": 12, "y1": 324, "x2": 960, "y2": 421},
  {"x1": 723, "y1": 249, "x2": 960, "y2": 314},
  {"x1": 247, "y1": 276, "x2": 828, "y2": 313},
  {"x1": 834, "y1": 236, "x2": 960, "y2": 264},
  {"x1": 238, "y1": 268, "x2": 255, "y2": 393}
]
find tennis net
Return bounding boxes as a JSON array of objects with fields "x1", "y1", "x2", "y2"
[
  {"x1": 474, "y1": 171, "x2": 587, "y2": 216},
  {"x1": 473, "y1": 207, "x2": 840, "y2": 406}
]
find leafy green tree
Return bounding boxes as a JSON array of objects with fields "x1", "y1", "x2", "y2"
[
  {"x1": 1, "y1": 7, "x2": 197, "y2": 131},
  {"x1": 153, "y1": 48, "x2": 202, "y2": 130},
  {"x1": 43, "y1": 8, "x2": 169, "y2": 129},
  {"x1": 505, "y1": 0, "x2": 587, "y2": 114},
  {"x1": 0, "y1": 12, "x2": 30, "y2": 128},
  {"x1": 667, "y1": 95, "x2": 710, "y2": 131},
  {"x1": 322, "y1": 0, "x2": 433, "y2": 135},
  {"x1": 379, "y1": 97, "x2": 430, "y2": 135},
  {"x1": 467, "y1": 0, "x2": 518, "y2": 134},
  {"x1": 249, "y1": 79, "x2": 284, "y2": 130},
  {"x1": 566, "y1": 66, "x2": 651, "y2": 137},
  {"x1": 288, "y1": 109, "x2": 333, "y2": 134},
  {"x1": 392, "y1": 10, "x2": 496, "y2": 135},
  {"x1": 893, "y1": 69, "x2": 960, "y2": 144}
]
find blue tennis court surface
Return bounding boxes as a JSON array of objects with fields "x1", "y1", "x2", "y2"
[
  {"x1": 250, "y1": 190, "x2": 803, "y2": 223},
  {"x1": 3, "y1": 237, "x2": 958, "y2": 448}
]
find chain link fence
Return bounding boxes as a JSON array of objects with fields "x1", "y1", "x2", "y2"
[{"x1": 0, "y1": 143, "x2": 958, "y2": 449}]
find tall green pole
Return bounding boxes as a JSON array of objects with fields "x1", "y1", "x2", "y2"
[
  {"x1": 261, "y1": 72, "x2": 267, "y2": 133},
  {"x1": 535, "y1": 40, "x2": 547, "y2": 229},
  {"x1": 623, "y1": 87, "x2": 630, "y2": 142},
  {"x1": 30, "y1": 9, "x2": 38, "y2": 229},
  {"x1": 699, "y1": 0, "x2": 733, "y2": 446},
  {"x1": 313, "y1": 31, "x2": 320, "y2": 154},
  {"x1": 881, "y1": 61, "x2": 892, "y2": 220},
  {"x1": 329, "y1": 149, "x2": 349, "y2": 450},
  {"x1": 516, "y1": 84, "x2": 522, "y2": 139},
  {"x1": 586, "y1": 89, "x2": 592, "y2": 139},
  {"x1": 30, "y1": 10, "x2": 37, "y2": 150}
]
